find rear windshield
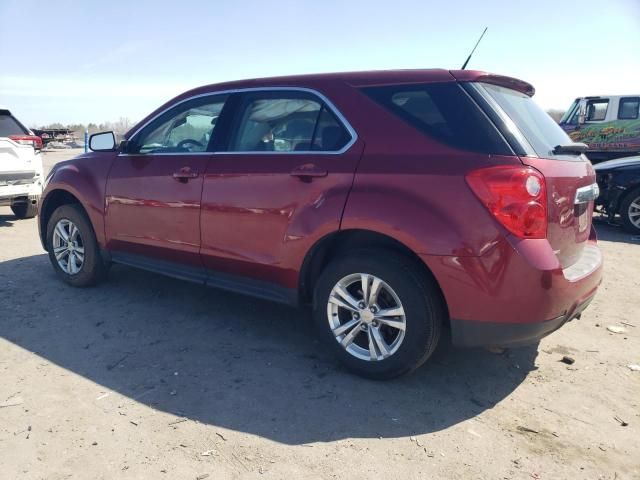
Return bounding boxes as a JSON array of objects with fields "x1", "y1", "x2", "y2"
[
  {"x1": 0, "y1": 110, "x2": 28, "y2": 137},
  {"x1": 361, "y1": 83, "x2": 511, "y2": 155},
  {"x1": 477, "y1": 84, "x2": 572, "y2": 158}
]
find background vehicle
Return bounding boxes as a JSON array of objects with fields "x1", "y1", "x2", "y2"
[
  {"x1": 559, "y1": 95, "x2": 640, "y2": 163},
  {"x1": 0, "y1": 106, "x2": 44, "y2": 218},
  {"x1": 594, "y1": 155, "x2": 640, "y2": 233},
  {"x1": 38, "y1": 70, "x2": 602, "y2": 379}
]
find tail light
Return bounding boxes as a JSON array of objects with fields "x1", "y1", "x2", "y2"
[
  {"x1": 9, "y1": 135, "x2": 43, "y2": 151},
  {"x1": 466, "y1": 165, "x2": 547, "y2": 239}
]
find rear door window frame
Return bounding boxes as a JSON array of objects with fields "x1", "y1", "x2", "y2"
[{"x1": 222, "y1": 89, "x2": 355, "y2": 155}]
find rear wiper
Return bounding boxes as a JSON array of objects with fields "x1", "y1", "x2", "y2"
[{"x1": 552, "y1": 142, "x2": 589, "y2": 155}]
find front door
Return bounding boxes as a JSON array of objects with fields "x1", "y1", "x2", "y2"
[{"x1": 105, "y1": 94, "x2": 230, "y2": 271}]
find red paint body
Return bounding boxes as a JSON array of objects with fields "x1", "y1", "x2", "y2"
[{"x1": 39, "y1": 69, "x2": 603, "y2": 345}]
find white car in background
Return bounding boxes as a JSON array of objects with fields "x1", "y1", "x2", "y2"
[{"x1": 0, "y1": 106, "x2": 44, "y2": 219}]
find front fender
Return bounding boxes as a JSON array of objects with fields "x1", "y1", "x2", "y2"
[{"x1": 40, "y1": 153, "x2": 115, "y2": 249}]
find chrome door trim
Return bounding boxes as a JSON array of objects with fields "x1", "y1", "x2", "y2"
[{"x1": 120, "y1": 86, "x2": 358, "y2": 157}]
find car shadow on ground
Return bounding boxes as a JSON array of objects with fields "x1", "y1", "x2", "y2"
[
  {"x1": 593, "y1": 216, "x2": 640, "y2": 245},
  {"x1": 0, "y1": 213, "x2": 17, "y2": 228},
  {"x1": 0, "y1": 254, "x2": 538, "y2": 445}
]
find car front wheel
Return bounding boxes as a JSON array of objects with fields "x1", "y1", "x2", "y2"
[
  {"x1": 46, "y1": 204, "x2": 107, "y2": 287},
  {"x1": 313, "y1": 249, "x2": 444, "y2": 379}
]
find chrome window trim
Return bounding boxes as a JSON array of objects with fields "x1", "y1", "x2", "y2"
[{"x1": 120, "y1": 86, "x2": 358, "y2": 157}]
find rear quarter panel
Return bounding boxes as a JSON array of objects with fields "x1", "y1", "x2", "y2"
[{"x1": 338, "y1": 87, "x2": 520, "y2": 257}]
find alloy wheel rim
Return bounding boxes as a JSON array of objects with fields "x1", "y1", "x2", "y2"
[
  {"x1": 628, "y1": 196, "x2": 640, "y2": 228},
  {"x1": 52, "y1": 219, "x2": 85, "y2": 275},
  {"x1": 327, "y1": 273, "x2": 406, "y2": 362}
]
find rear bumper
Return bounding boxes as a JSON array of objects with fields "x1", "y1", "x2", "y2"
[
  {"x1": 0, "y1": 172, "x2": 43, "y2": 206},
  {"x1": 450, "y1": 292, "x2": 595, "y2": 347},
  {"x1": 0, "y1": 182, "x2": 42, "y2": 206},
  {"x1": 421, "y1": 236, "x2": 603, "y2": 348}
]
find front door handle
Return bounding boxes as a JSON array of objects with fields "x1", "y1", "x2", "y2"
[
  {"x1": 290, "y1": 163, "x2": 328, "y2": 182},
  {"x1": 173, "y1": 167, "x2": 199, "y2": 183}
]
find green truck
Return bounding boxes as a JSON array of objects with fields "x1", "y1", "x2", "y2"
[{"x1": 559, "y1": 95, "x2": 640, "y2": 163}]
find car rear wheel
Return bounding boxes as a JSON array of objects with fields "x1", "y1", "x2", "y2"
[
  {"x1": 11, "y1": 199, "x2": 38, "y2": 219},
  {"x1": 620, "y1": 187, "x2": 640, "y2": 234},
  {"x1": 46, "y1": 204, "x2": 107, "y2": 287},
  {"x1": 313, "y1": 249, "x2": 444, "y2": 379}
]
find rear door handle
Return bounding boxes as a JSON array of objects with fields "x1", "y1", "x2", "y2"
[
  {"x1": 173, "y1": 168, "x2": 199, "y2": 183},
  {"x1": 290, "y1": 163, "x2": 328, "y2": 182}
]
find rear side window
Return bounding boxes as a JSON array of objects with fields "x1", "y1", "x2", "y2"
[
  {"x1": 0, "y1": 111, "x2": 28, "y2": 137},
  {"x1": 229, "y1": 93, "x2": 351, "y2": 152},
  {"x1": 618, "y1": 97, "x2": 640, "y2": 120},
  {"x1": 361, "y1": 83, "x2": 510, "y2": 155},
  {"x1": 586, "y1": 99, "x2": 609, "y2": 121}
]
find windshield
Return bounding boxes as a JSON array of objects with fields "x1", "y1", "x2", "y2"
[
  {"x1": 478, "y1": 83, "x2": 573, "y2": 158},
  {"x1": 560, "y1": 99, "x2": 579, "y2": 124}
]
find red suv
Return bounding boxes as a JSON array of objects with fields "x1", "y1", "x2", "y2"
[{"x1": 39, "y1": 69, "x2": 603, "y2": 379}]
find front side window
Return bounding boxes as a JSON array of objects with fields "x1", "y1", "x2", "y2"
[
  {"x1": 585, "y1": 99, "x2": 609, "y2": 122},
  {"x1": 618, "y1": 97, "x2": 640, "y2": 120},
  {"x1": 229, "y1": 93, "x2": 351, "y2": 152},
  {"x1": 132, "y1": 95, "x2": 228, "y2": 154}
]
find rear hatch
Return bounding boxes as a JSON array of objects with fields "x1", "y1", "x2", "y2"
[
  {"x1": 0, "y1": 109, "x2": 38, "y2": 176},
  {"x1": 462, "y1": 79, "x2": 597, "y2": 269}
]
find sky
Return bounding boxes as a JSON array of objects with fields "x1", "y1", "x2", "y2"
[{"x1": 1, "y1": 0, "x2": 639, "y2": 126}]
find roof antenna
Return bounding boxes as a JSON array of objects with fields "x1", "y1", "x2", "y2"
[{"x1": 461, "y1": 27, "x2": 488, "y2": 70}]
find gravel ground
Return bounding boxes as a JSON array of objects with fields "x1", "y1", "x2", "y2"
[{"x1": 0, "y1": 150, "x2": 639, "y2": 479}]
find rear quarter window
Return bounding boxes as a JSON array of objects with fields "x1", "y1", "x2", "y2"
[
  {"x1": 0, "y1": 110, "x2": 28, "y2": 137},
  {"x1": 361, "y1": 83, "x2": 511, "y2": 155}
]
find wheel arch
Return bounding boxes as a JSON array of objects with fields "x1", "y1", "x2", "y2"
[
  {"x1": 39, "y1": 189, "x2": 89, "y2": 250},
  {"x1": 299, "y1": 229, "x2": 449, "y2": 320}
]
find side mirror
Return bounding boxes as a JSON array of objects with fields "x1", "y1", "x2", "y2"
[
  {"x1": 89, "y1": 131, "x2": 116, "y2": 152},
  {"x1": 577, "y1": 102, "x2": 587, "y2": 125}
]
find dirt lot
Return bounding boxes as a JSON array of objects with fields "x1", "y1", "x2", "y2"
[{"x1": 1, "y1": 150, "x2": 639, "y2": 479}]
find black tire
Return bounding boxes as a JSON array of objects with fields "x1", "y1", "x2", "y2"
[
  {"x1": 46, "y1": 204, "x2": 107, "y2": 287},
  {"x1": 620, "y1": 187, "x2": 640, "y2": 234},
  {"x1": 11, "y1": 200, "x2": 38, "y2": 219},
  {"x1": 312, "y1": 249, "x2": 444, "y2": 380}
]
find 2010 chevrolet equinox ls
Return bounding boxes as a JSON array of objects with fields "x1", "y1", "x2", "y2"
[{"x1": 39, "y1": 69, "x2": 603, "y2": 379}]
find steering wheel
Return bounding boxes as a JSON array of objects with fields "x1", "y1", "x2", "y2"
[{"x1": 176, "y1": 138, "x2": 204, "y2": 150}]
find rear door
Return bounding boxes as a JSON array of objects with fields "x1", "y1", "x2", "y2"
[
  {"x1": 199, "y1": 89, "x2": 362, "y2": 289},
  {"x1": 469, "y1": 83, "x2": 598, "y2": 268},
  {"x1": 105, "y1": 94, "x2": 229, "y2": 271}
]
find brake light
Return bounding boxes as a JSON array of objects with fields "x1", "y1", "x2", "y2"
[
  {"x1": 466, "y1": 165, "x2": 547, "y2": 239},
  {"x1": 9, "y1": 135, "x2": 43, "y2": 151}
]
